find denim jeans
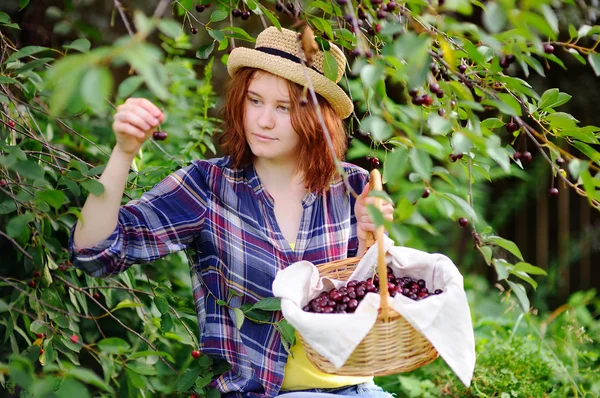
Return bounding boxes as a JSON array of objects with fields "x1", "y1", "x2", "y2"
[{"x1": 277, "y1": 382, "x2": 394, "y2": 397}]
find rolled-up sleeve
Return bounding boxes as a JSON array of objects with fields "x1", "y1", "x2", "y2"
[{"x1": 68, "y1": 162, "x2": 209, "y2": 277}]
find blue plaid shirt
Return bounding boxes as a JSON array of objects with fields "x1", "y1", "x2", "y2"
[{"x1": 69, "y1": 156, "x2": 369, "y2": 397}]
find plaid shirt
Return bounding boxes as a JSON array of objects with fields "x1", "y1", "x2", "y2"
[{"x1": 69, "y1": 156, "x2": 369, "y2": 397}]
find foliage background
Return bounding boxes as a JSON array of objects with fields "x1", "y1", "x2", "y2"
[{"x1": 0, "y1": 0, "x2": 599, "y2": 396}]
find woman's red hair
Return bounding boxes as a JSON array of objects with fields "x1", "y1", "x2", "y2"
[{"x1": 219, "y1": 68, "x2": 348, "y2": 192}]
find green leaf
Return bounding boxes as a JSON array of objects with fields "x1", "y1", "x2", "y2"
[
  {"x1": 589, "y1": 53, "x2": 600, "y2": 77},
  {"x1": 114, "y1": 299, "x2": 144, "y2": 310},
  {"x1": 451, "y1": 132, "x2": 473, "y2": 154},
  {"x1": 117, "y1": 76, "x2": 144, "y2": 99},
  {"x1": 63, "y1": 38, "x2": 91, "y2": 53},
  {"x1": 30, "y1": 320, "x2": 51, "y2": 334},
  {"x1": 409, "y1": 148, "x2": 432, "y2": 183},
  {"x1": 511, "y1": 271, "x2": 538, "y2": 290},
  {"x1": 133, "y1": 10, "x2": 153, "y2": 34},
  {"x1": 161, "y1": 313, "x2": 173, "y2": 332},
  {"x1": 154, "y1": 296, "x2": 169, "y2": 314},
  {"x1": 14, "y1": 159, "x2": 45, "y2": 180},
  {"x1": 540, "y1": 5, "x2": 558, "y2": 35},
  {"x1": 276, "y1": 319, "x2": 296, "y2": 347},
  {"x1": 210, "y1": 9, "x2": 228, "y2": 22},
  {"x1": 158, "y1": 19, "x2": 182, "y2": 39},
  {"x1": 259, "y1": 5, "x2": 281, "y2": 31},
  {"x1": 196, "y1": 42, "x2": 215, "y2": 60},
  {"x1": 129, "y1": 350, "x2": 175, "y2": 362},
  {"x1": 427, "y1": 113, "x2": 452, "y2": 136},
  {"x1": 482, "y1": 2, "x2": 506, "y2": 33},
  {"x1": 19, "y1": 0, "x2": 31, "y2": 10},
  {"x1": 361, "y1": 116, "x2": 392, "y2": 142},
  {"x1": 443, "y1": 0, "x2": 473, "y2": 15},
  {"x1": 507, "y1": 281, "x2": 530, "y2": 312},
  {"x1": 383, "y1": 147, "x2": 408, "y2": 183},
  {"x1": 97, "y1": 337, "x2": 131, "y2": 354},
  {"x1": 492, "y1": 258, "x2": 510, "y2": 280},
  {"x1": 360, "y1": 64, "x2": 384, "y2": 88},
  {"x1": 55, "y1": 378, "x2": 90, "y2": 398},
  {"x1": 442, "y1": 193, "x2": 477, "y2": 222},
  {"x1": 221, "y1": 26, "x2": 255, "y2": 42},
  {"x1": 250, "y1": 297, "x2": 281, "y2": 311},
  {"x1": 125, "y1": 368, "x2": 145, "y2": 389},
  {"x1": 6, "y1": 213, "x2": 35, "y2": 238},
  {"x1": 477, "y1": 245, "x2": 493, "y2": 265},
  {"x1": 0, "y1": 200, "x2": 17, "y2": 215},
  {"x1": 47, "y1": 54, "x2": 88, "y2": 115},
  {"x1": 546, "y1": 112, "x2": 578, "y2": 129},
  {"x1": 66, "y1": 367, "x2": 113, "y2": 392},
  {"x1": 572, "y1": 141, "x2": 600, "y2": 165},
  {"x1": 568, "y1": 24, "x2": 578, "y2": 40},
  {"x1": 208, "y1": 29, "x2": 225, "y2": 42},
  {"x1": 174, "y1": 367, "x2": 203, "y2": 392},
  {"x1": 481, "y1": 118, "x2": 505, "y2": 129},
  {"x1": 513, "y1": 262, "x2": 547, "y2": 276},
  {"x1": 485, "y1": 236, "x2": 524, "y2": 261},
  {"x1": 81, "y1": 179, "x2": 105, "y2": 196},
  {"x1": 538, "y1": 88, "x2": 571, "y2": 110},
  {"x1": 81, "y1": 67, "x2": 113, "y2": 114},
  {"x1": 323, "y1": 51, "x2": 338, "y2": 82},
  {"x1": 122, "y1": 43, "x2": 168, "y2": 100},
  {"x1": 233, "y1": 308, "x2": 245, "y2": 329},
  {"x1": 486, "y1": 146, "x2": 511, "y2": 173},
  {"x1": 0, "y1": 12, "x2": 10, "y2": 24},
  {"x1": 483, "y1": 93, "x2": 521, "y2": 116},
  {"x1": 5, "y1": 46, "x2": 52, "y2": 63},
  {"x1": 36, "y1": 189, "x2": 67, "y2": 210}
]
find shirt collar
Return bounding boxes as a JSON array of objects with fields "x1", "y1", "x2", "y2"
[{"x1": 247, "y1": 164, "x2": 318, "y2": 209}]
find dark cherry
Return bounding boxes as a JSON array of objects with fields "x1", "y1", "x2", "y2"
[
  {"x1": 153, "y1": 130, "x2": 168, "y2": 141},
  {"x1": 458, "y1": 217, "x2": 468, "y2": 228},
  {"x1": 505, "y1": 122, "x2": 519, "y2": 133},
  {"x1": 543, "y1": 43, "x2": 554, "y2": 54},
  {"x1": 521, "y1": 151, "x2": 532, "y2": 162}
]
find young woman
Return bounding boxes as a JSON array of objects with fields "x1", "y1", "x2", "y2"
[{"x1": 70, "y1": 27, "x2": 394, "y2": 397}]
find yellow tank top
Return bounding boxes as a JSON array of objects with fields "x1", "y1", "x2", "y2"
[{"x1": 281, "y1": 242, "x2": 373, "y2": 391}]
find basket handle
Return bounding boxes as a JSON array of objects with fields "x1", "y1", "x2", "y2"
[{"x1": 364, "y1": 170, "x2": 390, "y2": 318}]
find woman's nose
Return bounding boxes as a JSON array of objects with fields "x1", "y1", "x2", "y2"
[{"x1": 257, "y1": 107, "x2": 275, "y2": 130}]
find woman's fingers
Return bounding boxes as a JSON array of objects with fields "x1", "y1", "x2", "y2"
[
  {"x1": 126, "y1": 97, "x2": 164, "y2": 121},
  {"x1": 115, "y1": 105, "x2": 159, "y2": 132},
  {"x1": 112, "y1": 122, "x2": 145, "y2": 139}
]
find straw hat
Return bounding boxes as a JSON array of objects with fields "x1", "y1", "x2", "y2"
[{"x1": 227, "y1": 27, "x2": 353, "y2": 119}]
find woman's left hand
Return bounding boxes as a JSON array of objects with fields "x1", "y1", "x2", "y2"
[{"x1": 354, "y1": 184, "x2": 394, "y2": 242}]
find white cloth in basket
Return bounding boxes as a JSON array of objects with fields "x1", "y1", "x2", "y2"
[{"x1": 272, "y1": 236, "x2": 476, "y2": 387}]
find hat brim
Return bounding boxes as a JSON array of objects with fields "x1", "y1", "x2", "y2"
[{"x1": 227, "y1": 47, "x2": 353, "y2": 119}]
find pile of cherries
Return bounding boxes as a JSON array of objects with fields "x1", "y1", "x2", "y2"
[{"x1": 303, "y1": 267, "x2": 443, "y2": 314}]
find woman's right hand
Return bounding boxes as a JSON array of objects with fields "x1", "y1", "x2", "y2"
[{"x1": 112, "y1": 98, "x2": 165, "y2": 156}]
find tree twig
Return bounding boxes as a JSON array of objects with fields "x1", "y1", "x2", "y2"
[{"x1": 114, "y1": 0, "x2": 135, "y2": 36}]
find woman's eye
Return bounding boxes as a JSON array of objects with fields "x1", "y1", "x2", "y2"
[
  {"x1": 249, "y1": 98, "x2": 260, "y2": 105},
  {"x1": 278, "y1": 105, "x2": 289, "y2": 112}
]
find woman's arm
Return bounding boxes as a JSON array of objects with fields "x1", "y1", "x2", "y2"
[
  {"x1": 74, "y1": 98, "x2": 164, "y2": 249},
  {"x1": 72, "y1": 145, "x2": 136, "y2": 250}
]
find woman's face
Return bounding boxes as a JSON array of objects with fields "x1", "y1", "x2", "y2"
[{"x1": 243, "y1": 72, "x2": 300, "y2": 164}]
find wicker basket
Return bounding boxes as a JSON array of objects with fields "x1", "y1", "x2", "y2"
[{"x1": 300, "y1": 169, "x2": 439, "y2": 376}]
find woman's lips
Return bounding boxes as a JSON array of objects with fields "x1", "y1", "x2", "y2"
[{"x1": 253, "y1": 133, "x2": 276, "y2": 142}]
